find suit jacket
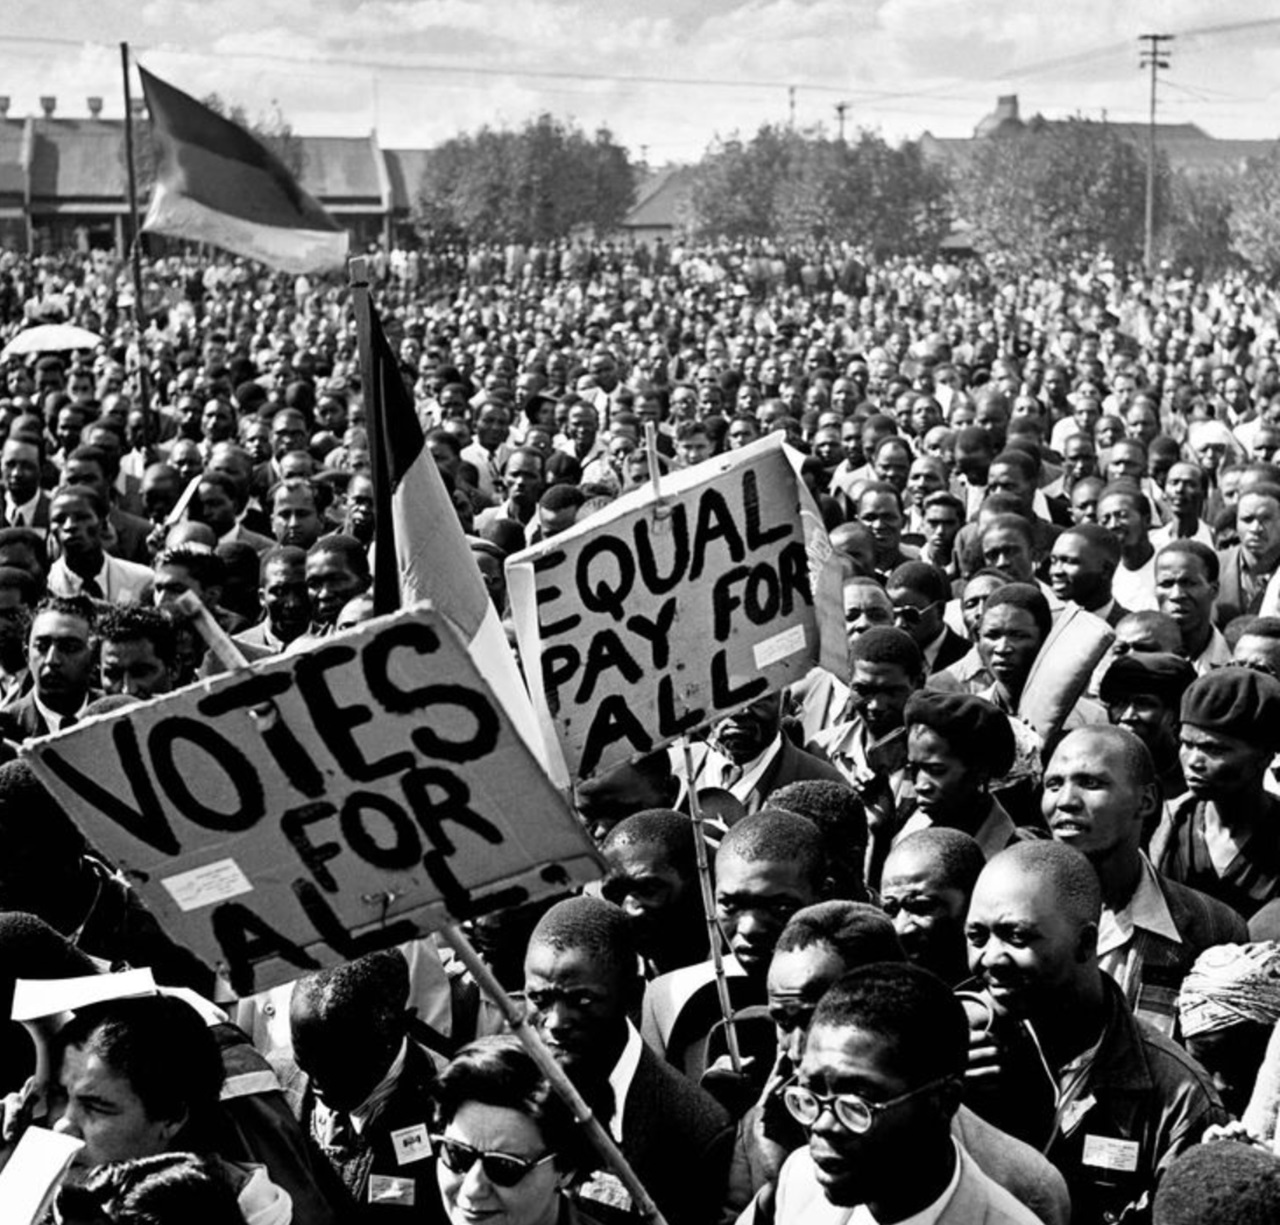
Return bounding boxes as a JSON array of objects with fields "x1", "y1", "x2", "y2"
[
  {"x1": 274, "y1": 1041, "x2": 446, "y2": 1225},
  {"x1": 107, "y1": 505, "x2": 154, "y2": 564},
  {"x1": 0, "y1": 489, "x2": 52, "y2": 539},
  {"x1": 1123, "y1": 871, "x2": 1249, "y2": 1035},
  {"x1": 580, "y1": 1043, "x2": 732, "y2": 1225},
  {"x1": 1214, "y1": 544, "x2": 1272, "y2": 628},
  {"x1": 48, "y1": 553, "x2": 154, "y2": 607},
  {"x1": 929, "y1": 624, "x2": 971, "y2": 674},
  {"x1": 683, "y1": 736, "x2": 846, "y2": 817},
  {"x1": 0, "y1": 689, "x2": 101, "y2": 742},
  {"x1": 766, "y1": 1142, "x2": 1044, "y2": 1225}
]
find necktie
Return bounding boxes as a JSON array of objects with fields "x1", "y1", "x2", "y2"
[{"x1": 81, "y1": 576, "x2": 104, "y2": 600}]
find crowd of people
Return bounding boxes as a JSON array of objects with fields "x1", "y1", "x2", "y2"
[{"x1": 3, "y1": 240, "x2": 1280, "y2": 1224}]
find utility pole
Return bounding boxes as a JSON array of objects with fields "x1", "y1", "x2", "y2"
[
  {"x1": 1139, "y1": 33, "x2": 1172, "y2": 273},
  {"x1": 788, "y1": 86, "x2": 796, "y2": 128},
  {"x1": 835, "y1": 101, "x2": 850, "y2": 143}
]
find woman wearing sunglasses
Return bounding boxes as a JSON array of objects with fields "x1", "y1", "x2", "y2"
[{"x1": 433, "y1": 1036, "x2": 599, "y2": 1225}]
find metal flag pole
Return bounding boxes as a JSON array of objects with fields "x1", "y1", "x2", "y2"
[{"x1": 119, "y1": 42, "x2": 153, "y2": 446}]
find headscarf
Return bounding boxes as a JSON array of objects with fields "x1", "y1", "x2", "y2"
[{"x1": 1178, "y1": 943, "x2": 1280, "y2": 1039}]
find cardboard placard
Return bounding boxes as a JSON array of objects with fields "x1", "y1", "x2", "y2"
[
  {"x1": 507, "y1": 434, "x2": 846, "y2": 778},
  {"x1": 23, "y1": 607, "x2": 602, "y2": 997}
]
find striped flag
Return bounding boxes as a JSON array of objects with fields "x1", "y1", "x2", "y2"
[
  {"x1": 138, "y1": 65, "x2": 348, "y2": 274},
  {"x1": 352, "y1": 283, "x2": 561, "y2": 779}
]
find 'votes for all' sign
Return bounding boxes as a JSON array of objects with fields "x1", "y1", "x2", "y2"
[
  {"x1": 507, "y1": 435, "x2": 847, "y2": 779},
  {"x1": 22, "y1": 608, "x2": 603, "y2": 997}
]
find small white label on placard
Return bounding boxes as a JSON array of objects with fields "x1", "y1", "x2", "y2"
[
  {"x1": 391, "y1": 1123, "x2": 431, "y2": 1166},
  {"x1": 161, "y1": 859, "x2": 253, "y2": 912},
  {"x1": 1082, "y1": 1134, "x2": 1140, "y2": 1173},
  {"x1": 753, "y1": 624, "x2": 806, "y2": 670}
]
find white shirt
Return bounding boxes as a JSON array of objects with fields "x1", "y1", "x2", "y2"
[
  {"x1": 1112, "y1": 552, "x2": 1159, "y2": 612},
  {"x1": 606, "y1": 1021, "x2": 645, "y2": 1143},
  {"x1": 4, "y1": 490, "x2": 40, "y2": 528}
]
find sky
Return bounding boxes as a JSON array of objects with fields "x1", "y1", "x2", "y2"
[{"x1": 4, "y1": 1, "x2": 1280, "y2": 163}]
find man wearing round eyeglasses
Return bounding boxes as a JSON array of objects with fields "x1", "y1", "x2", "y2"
[
  {"x1": 766, "y1": 963, "x2": 1042, "y2": 1225},
  {"x1": 887, "y1": 562, "x2": 968, "y2": 677}
]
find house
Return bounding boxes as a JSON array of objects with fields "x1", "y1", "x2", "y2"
[
  {"x1": 0, "y1": 96, "x2": 428, "y2": 256},
  {"x1": 618, "y1": 165, "x2": 697, "y2": 247}
]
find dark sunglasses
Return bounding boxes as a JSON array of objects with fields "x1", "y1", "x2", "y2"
[
  {"x1": 892, "y1": 600, "x2": 942, "y2": 627},
  {"x1": 432, "y1": 1135, "x2": 555, "y2": 1187}
]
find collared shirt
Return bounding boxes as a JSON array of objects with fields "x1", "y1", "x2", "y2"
[
  {"x1": 1097, "y1": 854, "x2": 1181, "y2": 1000},
  {"x1": 811, "y1": 718, "x2": 909, "y2": 801},
  {"x1": 4, "y1": 490, "x2": 40, "y2": 529},
  {"x1": 895, "y1": 795, "x2": 1016, "y2": 862},
  {"x1": 1192, "y1": 627, "x2": 1233, "y2": 676},
  {"x1": 606, "y1": 1021, "x2": 644, "y2": 1144},
  {"x1": 693, "y1": 733, "x2": 785, "y2": 803},
  {"x1": 32, "y1": 688, "x2": 87, "y2": 733},
  {"x1": 848, "y1": 1141, "x2": 961, "y2": 1225},
  {"x1": 312, "y1": 1036, "x2": 408, "y2": 1144},
  {"x1": 0, "y1": 666, "x2": 28, "y2": 709}
]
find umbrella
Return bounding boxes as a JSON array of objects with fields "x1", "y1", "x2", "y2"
[{"x1": 1, "y1": 323, "x2": 104, "y2": 359}]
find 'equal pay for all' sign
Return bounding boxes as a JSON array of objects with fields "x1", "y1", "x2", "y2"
[
  {"x1": 507, "y1": 434, "x2": 848, "y2": 779},
  {"x1": 21, "y1": 607, "x2": 602, "y2": 997}
]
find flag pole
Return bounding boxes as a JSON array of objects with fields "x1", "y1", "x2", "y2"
[
  {"x1": 442, "y1": 923, "x2": 669, "y2": 1225},
  {"x1": 119, "y1": 42, "x2": 152, "y2": 446},
  {"x1": 349, "y1": 254, "x2": 402, "y2": 617}
]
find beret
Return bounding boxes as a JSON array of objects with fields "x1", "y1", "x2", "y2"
[
  {"x1": 904, "y1": 690, "x2": 1016, "y2": 778},
  {"x1": 1180, "y1": 666, "x2": 1280, "y2": 749},
  {"x1": 1099, "y1": 651, "x2": 1196, "y2": 707}
]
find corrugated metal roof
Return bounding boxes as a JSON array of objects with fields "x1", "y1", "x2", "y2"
[
  {"x1": 297, "y1": 135, "x2": 384, "y2": 203},
  {"x1": 27, "y1": 118, "x2": 128, "y2": 201},
  {"x1": 622, "y1": 165, "x2": 696, "y2": 229},
  {"x1": 384, "y1": 148, "x2": 431, "y2": 212}
]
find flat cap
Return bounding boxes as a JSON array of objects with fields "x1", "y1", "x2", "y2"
[
  {"x1": 1180, "y1": 666, "x2": 1280, "y2": 750},
  {"x1": 1100, "y1": 651, "x2": 1196, "y2": 708},
  {"x1": 904, "y1": 690, "x2": 1016, "y2": 778}
]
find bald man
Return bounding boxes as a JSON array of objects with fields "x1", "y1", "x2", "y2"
[
  {"x1": 1042, "y1": 727, "x2": 1245, "y2": 1034},
  {"x1": 880, "y1": 827, "x2": 986, "y2": 986},
  {"x1": 964, "y1": 841, "x2": 1225, "y2": 1225}
]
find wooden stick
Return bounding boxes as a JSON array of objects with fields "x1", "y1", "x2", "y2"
[
  {"x1": 682, "y1": 739, "x2": 743, "y2": 1073},
  {"x1": 175, "y1": 590, "x2": 248, "y2": 673},
  {"x1": 442, "y1": 923, "x2": 670, "y2": 1225}
]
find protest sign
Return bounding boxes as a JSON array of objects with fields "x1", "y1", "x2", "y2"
[
  {"x1": 507, "y1": 434, "x2": 846, "y2": 779},
  {"x1": 22, "y1": 607, "x2": 602, "y2": 997}
]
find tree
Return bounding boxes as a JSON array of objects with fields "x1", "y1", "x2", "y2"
[
  {"x1": 1230, "y1": 149, "x2": 1280, "y2": 279},
  {"x1": 413, "y1": 114, "x2": 635, "y2": 246},
  {"x1": 1158, "y1": 168, "x2": 1236, "y2": 276},
  {"x1": 689, "y1": 125, "x2": 950, "y2": 254},
  {"x1": 951, "y1": 118, "x2": 1159, "y2": 266}
]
